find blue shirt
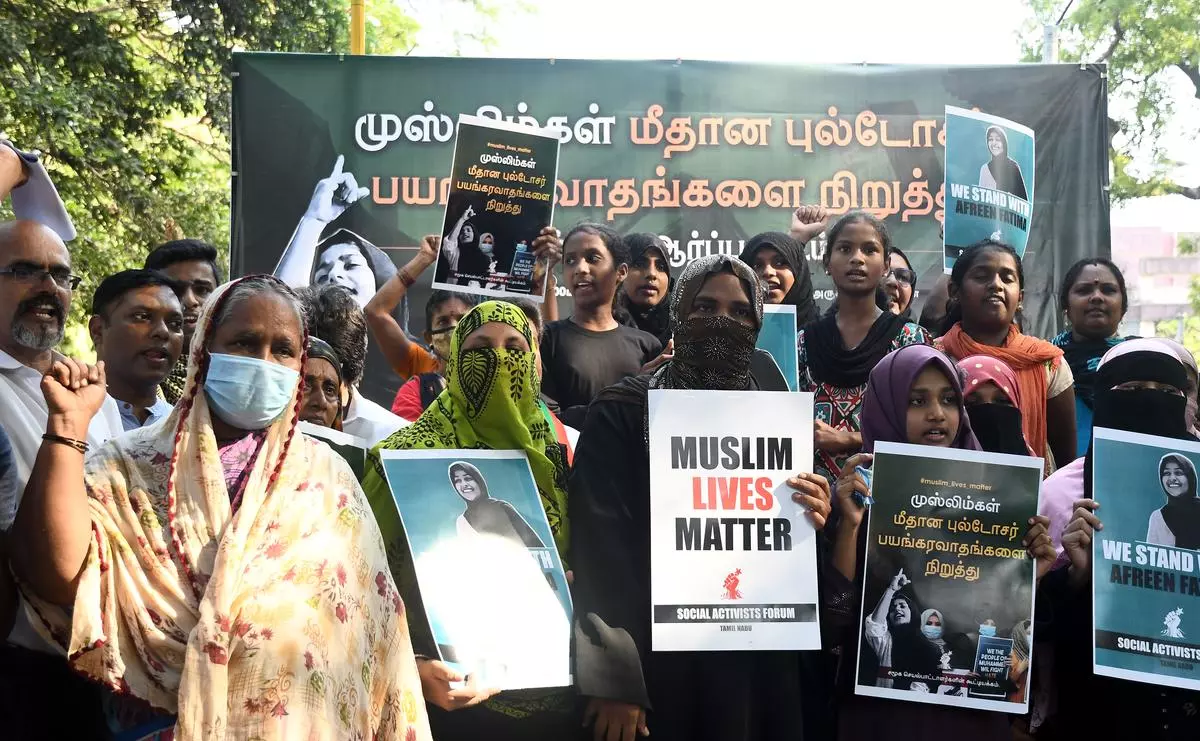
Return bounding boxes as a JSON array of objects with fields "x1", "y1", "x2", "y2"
[{"x1": 115, "y1": 396, "x2": 174, "y2": 432}]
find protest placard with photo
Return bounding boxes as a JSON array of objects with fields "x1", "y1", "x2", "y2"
[
  {"x1": 298, "y1": 421, "x2": 368, "y2": 481},
  {"x1": 1091, "y1": 428, "x2": 1200, "y2": 691},
  {"x1": 647, "y1": 389, "x2": 819, "y2": 651},
  {"x1": 377, "y1": 449, "x2": 571, "y2": 690},
  {"x1": 432, "y1": 115, "x2": 560, "y2": 302},
  {"x1": 854, "y1": 442, "x2": 1042, "y2": 713},
  {"x1": 757, "y1": 304, "x2": 799, "y2": 392},
  {"x1": 943, "y1": 106, "x2": 1035, "y2": 273}
]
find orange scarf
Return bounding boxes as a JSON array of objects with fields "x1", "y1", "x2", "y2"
[{"x1": 938, "y1": 323, "x2": 1063, "y2": 461}]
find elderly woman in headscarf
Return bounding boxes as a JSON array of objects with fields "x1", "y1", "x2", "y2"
[
  {"x1": 299, "y1": 336, "x2": 344, "y2": 429},
  {"x1": 8, "y1": 275, "x2": 429, "y2": 741},
  {"x1": 823, "y1": 344, "x2": 1053, "y2": 741},
  {"x1": 361, "y1": 300, "x2": 575, "y2": 741},
  {"x1": 569, "y1": 254, "x2": 833, "y2": 741},
  {"x1": 1036, "y1": 339, "x2": 1200, "y2": 739}
]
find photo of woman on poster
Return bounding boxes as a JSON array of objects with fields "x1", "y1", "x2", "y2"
[
  {"x1": 863, "y1": 568, "x2": 968, "y2": 692},
  {"x1": 450, "y1": 461, "x2": 546, "y2": 548},
  {"x1": 439, "y1": 205, "x2": 497, "y2": 288},
  {"x1": 1147, "y1": 452, "x2": 1200, "y2": 549},
  {"x1": 977, "y1": 126, "x2": 1028, "y2": 200},
  {"x1": 274, "y1": 154, "x2": 411, "y2": 325}
]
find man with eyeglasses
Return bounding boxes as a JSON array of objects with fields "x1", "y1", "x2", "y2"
[{"x1": 0, "y1": 143, "x2": 116, "y2": 739}]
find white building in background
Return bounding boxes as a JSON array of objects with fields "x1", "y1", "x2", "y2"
[
  {"x1": 1110, "y1": 195, "x2": 1200, "y2": 339},
  {"x1": 1111, "y1": 226, "x2": 1200, "y2": 337}
]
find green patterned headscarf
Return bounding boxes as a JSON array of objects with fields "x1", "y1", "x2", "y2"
[{"x1": 363, "y1": 300, "x2": 570, "y2": 556}]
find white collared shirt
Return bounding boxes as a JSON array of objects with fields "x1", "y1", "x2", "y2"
[
  {"x1": 0, "y1": 348, "x2": 122, "y2": 653},
  {"x1": 341, "y1": 390, "x2": 409, "y2": 446}
]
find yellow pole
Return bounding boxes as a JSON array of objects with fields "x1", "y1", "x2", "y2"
[{"x1": 350, "y1": 0, "x2": 366, "y2": 55}]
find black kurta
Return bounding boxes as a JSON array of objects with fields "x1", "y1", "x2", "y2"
[{"x1": 569, "y1": 375, "x2": 808, "y2": 741}]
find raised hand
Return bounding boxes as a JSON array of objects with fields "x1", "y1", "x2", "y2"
[
  {"x1": 890, "y1": 568, "x2": 911, "y2": 591},
  {"x1": 305, "y1": 155, "x2": 370, "y2": 223},
  {"x1": 42, "y1": 358, "x2": 107, "y2": 437},
  {"x1": 532, "y1": 226, "x2": 562, "y2": 267},
  {"x1": 790, "y1": 204, "x2": 831, "y2": 244}
]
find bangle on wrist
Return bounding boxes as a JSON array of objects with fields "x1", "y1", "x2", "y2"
[
  {"x1": 43, "y1": 433, "x2": 89, "y2": 454},
  {"x1": 399, "y1": 269, "x2": 415, "y2": 288}
]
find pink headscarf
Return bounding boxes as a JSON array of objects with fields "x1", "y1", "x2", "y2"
[{"x1": 957, "y1": 354, "x2": 1024, "y2": 408}]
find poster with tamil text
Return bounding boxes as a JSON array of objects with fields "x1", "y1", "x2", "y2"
[
  {"x1": 433, "y1": 115, "x2": 560, "y2": 302},
  {"x1": 647, "y1": 389, "x2": 819, "y2": 651},
  {"x1": 854, "y1": 442, "x2": 1041, "y2": 713}
]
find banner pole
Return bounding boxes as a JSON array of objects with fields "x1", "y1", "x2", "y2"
[{"x1": 351, "y1": 0, "x2": 366, "y2": 55}]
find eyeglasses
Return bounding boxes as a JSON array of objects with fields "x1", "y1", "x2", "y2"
[
  {"x1": 0, "y1": 264, "x2": 82, "y2": 290},
  {"x1": 888, "y1": 268, "x2": 916, "y2": 286}
]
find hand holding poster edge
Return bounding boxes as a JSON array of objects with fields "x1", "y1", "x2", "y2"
[
  {"x1": 431, "y1": 114, "x2": 562, "y2": 304},
  {"x1": 852, "y1": 441, "x2": 1043, "y2": 713}
]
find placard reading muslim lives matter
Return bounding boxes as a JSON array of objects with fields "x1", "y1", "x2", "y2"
[{"x1": 647, "y1": 390, "x2": 820, "y2": 651}]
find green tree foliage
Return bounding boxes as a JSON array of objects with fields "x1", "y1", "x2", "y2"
[
  {"x1": 1022, "y1": 0, "x2": 1200, "y2": 201},
  {"x1": 0, "y1": 0, "x2": 497, "y2": 355}
]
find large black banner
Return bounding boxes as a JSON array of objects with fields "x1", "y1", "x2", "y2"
[{"x1": 232, "y1": 55, "x2": 1109, "y2": 408}]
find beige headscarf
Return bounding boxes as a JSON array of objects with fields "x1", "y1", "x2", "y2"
[{"x1": 18, "y1": 276, "x2": 430, "y2": 741}]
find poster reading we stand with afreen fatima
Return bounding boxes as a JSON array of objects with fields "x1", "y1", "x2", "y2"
[
  {"x1": 647, "y1": 389, "x2": 820, "y2": 652},
  {"x1": 1091, "y1": 428, "x2": 1200, "y2": 692},
  {"x1": 433, "y1": 114, "x2": 560, "y2": 302},
  {"x1": 855, "y1": 442, "x2": 1042, "y2": 714},
  {"x1": 942, "y1": 106, "x2": 1034, "y2": 273}
]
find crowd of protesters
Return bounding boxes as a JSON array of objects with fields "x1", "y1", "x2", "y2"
[{"x1": 0, "y1": 135, "x2": 1195, "y2": 741}]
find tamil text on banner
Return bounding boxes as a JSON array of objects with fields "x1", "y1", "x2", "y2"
[
  {"x1": 1091, "y1": 428, "x2": 1200, "y2": 692},
  {"x1": 433, "y1": 115, "x2": 560, "y2": 302},
  {"x1": 232, "y1": 55, "x2": 1108, "y2": 407},
  {"x1": 647, "y1": 389, "x2": 819, "y2": 651},
  {"x1": 854, "y1": 441, "x2": 1042, "y2": 713},
  {"x1": 298, "y1": 421, "x2": 367, "y2": 481},
  {"x1": 758, "y1": 304, "x2": 799, "y2": 392},
  {"x1": 942, "y1": 106, "x2": 1035, "y2": 273},
  {"x1": 377, "y1": 449, "x2": 572, "y2": 689}
]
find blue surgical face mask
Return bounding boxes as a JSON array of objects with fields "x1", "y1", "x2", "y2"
[
  {"x1": 921, "y1": 624, "x2": 944, "y2": 640},
  {"x1": 204, "y1": 353, "x2": 300, "y2": 430},
  {"x1": 979, "y1": 624, "x2": 997, "y2": 638}
]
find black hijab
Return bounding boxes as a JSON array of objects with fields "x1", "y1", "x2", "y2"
[
  {"x1": 739, "y1": 231, "x2": 818, "y2": 326},
  {"x1": 1084, "y1": 347, "x2": 1191, "y2": 501},
  {"x1": 967, "y1": 404, "x2": 1030, "y2": 456},
  {"x1": 654, "y1": 254, "x2": 762, "y2": 391},
  {"x1": 984, "y1": 126, "x2": 1029, "y2": 200},
  {"x1": 1157, "y1": 453, "x2": 1200, "y2": 549},
  {"x1": 803, "y1": 310, "x2": 909, "y2": 389},
  {"x1": 450, "y1": 461, "x2": 545, "y2": 548},
  {"x1": 617, "y1": 233, "x2": 673, "y2": 345}
]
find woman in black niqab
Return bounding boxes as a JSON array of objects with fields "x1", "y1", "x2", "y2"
[{"x1": 569, "y1": 254, "x2": 831, "y2": 741}]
